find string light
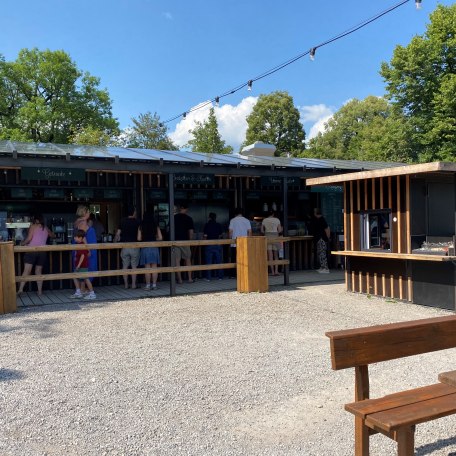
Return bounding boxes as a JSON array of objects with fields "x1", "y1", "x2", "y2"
[
  {"x1": 215, "y1": 96, "x2": 220, "y2": 107},
  {"x1": 163, "y1": 0, "x2": 418, "y2": 124}
]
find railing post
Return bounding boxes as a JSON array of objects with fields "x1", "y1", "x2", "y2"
[
  {"x1": 236, "y1": 236, "x2": 268, "y2": 293},
  {"x1": 0, "y1": 242, "x2": 17, "y2": 314}
]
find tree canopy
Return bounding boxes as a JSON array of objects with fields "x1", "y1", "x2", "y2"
[
  {"x1": 116, "y1": 112, "x2": 176, "y2": 150},
  {"x1": 186, "y1": 108, "x2": 232, "y2": 154},
  {"x1": 305, "y1": 96, "x2": 412, "y2": 162},
  {"x1": 0, "y1": 48, "x2": 118, "y2": 143},
  {"x1": 380, "y1": 3, "x2": 456, "y2": 162},
  {"x1": 243, "y1": 91, "x2": 305, "y2": 156}
]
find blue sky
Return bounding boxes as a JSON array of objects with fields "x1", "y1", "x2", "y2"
[{"x1": 2, "y1": 0, "x2": 453, "y2": 150}]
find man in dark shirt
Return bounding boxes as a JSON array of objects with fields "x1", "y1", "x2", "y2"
[
  {"x1": 115, "y1": 205, "x2": 141, "y2": 288},
  {"x1": 203, "y1": 212, "x2": 223, "y2": 280},
  {"x1": 173, "y1": 203, "x2": 194, "y2": 283}
]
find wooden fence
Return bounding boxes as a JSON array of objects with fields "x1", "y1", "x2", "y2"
[{"x1": 0, "y1": 237, "x2": 290, "y2": 314}]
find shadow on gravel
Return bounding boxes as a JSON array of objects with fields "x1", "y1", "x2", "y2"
[
  {"x1": 0, "y1": 368, "x2": 24, "y2": 382},
  {"x1": 416, "y1": 436, "x2": 456, "y2": 455}
]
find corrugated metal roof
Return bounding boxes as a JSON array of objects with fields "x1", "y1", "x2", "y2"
[{"x1": 0, "y1": 140, "x2": 405, "y2": 171}]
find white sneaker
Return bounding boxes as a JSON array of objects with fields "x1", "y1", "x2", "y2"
[
  {"x1": 70, "y1": 292, "x2": 83, "y2": 299},
  {"x1": 317, "y1": 269, "x2": 330, "y2": 274},
  {"x1": 83, "y1": 292, "x2": 97, "y2": 300},
  {"x1": 143, "y1": 285, "x2": 151, "y2": 290}
]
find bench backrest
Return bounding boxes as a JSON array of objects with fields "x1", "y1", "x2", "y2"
[{"x1": 326, "y1": 315, "x2": 456, "y2": 370}]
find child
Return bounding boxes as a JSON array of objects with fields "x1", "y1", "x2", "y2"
[{"x1": 70, "y1": 230, "x2": 96, "y2": 300}]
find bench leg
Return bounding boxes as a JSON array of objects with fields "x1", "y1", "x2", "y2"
[
  {"x1": 396, "y1": 426, "x2": 414, "y2": 456},
  {"x1": 355, "y1": 417, "x2": 370, "y2": 456}
]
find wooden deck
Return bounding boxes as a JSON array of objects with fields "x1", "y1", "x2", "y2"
[{"x1": 15, "y1": 270, "x2": 344, "y2": 308}]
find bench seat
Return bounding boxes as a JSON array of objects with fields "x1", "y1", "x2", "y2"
[{"x1": 345, "y1": 383, "x2": 456, "y2": 433}]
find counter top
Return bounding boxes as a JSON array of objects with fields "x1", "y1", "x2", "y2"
[{"x1": 332, "y1": 250, "x2": 455, "y2": 262}]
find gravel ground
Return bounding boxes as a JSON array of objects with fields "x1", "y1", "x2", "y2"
[{"x1": 1, "y1": 283, "x2": 456, "y2": 456}]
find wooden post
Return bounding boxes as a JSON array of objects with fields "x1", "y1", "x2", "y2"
[
  {"x1": 236, "y1": 237, "x2": 268, "y2": 293},
  {"x1": 0, "y1": 242, "x2": 17, "y2": 314}
]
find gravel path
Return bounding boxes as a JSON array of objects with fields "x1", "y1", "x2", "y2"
[{"x1": 1, "y1": 283, "x2": 456, "y2": 456}]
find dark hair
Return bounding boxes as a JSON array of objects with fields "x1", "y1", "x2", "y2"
[
  {"x1": 74, "y1": 229, "x2": 86, "y2": 238},
  {"x1": 234, "y1": 207, "x2": 243, "y2": 216},
  {"x1": 314, "y1": 207, "x2": 322, "y2": 216},
  {"x1": 209, "y1": 212, "x2": 216, "y2": 220},
  {"x1": 33, "y1": 214, "x2": 44, "y2": 225},
  {"x1": 127, "y1": 205, "x2": 136, "y2": 217},
  {"x1": 141, "y1": 212, "x2": 158, "y2": 242},
  {"x1": 179, "y1": 201, "x2": 189, "y2": 210}
]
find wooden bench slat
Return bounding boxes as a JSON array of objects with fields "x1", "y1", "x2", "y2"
[
  {"x1": 345, "y1": 383, "x2": 455, "y2": 418},
  {"x1": 366, "y1": 392, "x2": 456, "y2": 432},
  {"x1": 326, "y1": 316, "x2": 456, "y2": 370}
]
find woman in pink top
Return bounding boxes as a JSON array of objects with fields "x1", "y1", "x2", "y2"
[{"x1": 17, "y1": 214, "x2": 55, "y2": 295}]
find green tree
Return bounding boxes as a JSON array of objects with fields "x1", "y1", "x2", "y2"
[
  {"x1": 0, "y1": 48, "x2": 118, "y2": 143},
  {"x1": 243, "y1": 91, "x2": 305, "y2": 156},
  {"x1": 186, "y1": 108, "x2": 232, "y2": 154},
  {"x1": 120, "y1": 112, "x2": 176, "y2": 150},
  {"x1": 380, "y1": 4, "x2": 456, "y2": 162},
  {"x1": 306, "y1": 96, "x2": 411, "y2": 162},
  {"x1": 69, "y1": 126, "x2": 112, "y2": 146}
]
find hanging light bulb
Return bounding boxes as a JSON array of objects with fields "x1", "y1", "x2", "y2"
[
  {"x1": 272, "y1": 202, "x2": 277, "y2": 211},
  {"x1": 263, "y1": 202, "x2": 268, "y2": 212},
  {"x1": 415, "y1": 0, "x2": 422, "y2": 9},
  {"x1": 247, "y1": 80, "x2": 253, "y2": 91},
  {"x1": 310, "y1": 48, "x2": 316, "y2": 61},
  {"x1": 183, "y1": 112, "x2": 187, "y2": 119},
  {"x1": 215, "y1": 96, "x2": 220, "y2": 107}
]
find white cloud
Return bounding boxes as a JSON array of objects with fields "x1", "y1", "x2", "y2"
[
  {"x1": 162, "y1": 11, "x2": 173, "y2": 20},
  {"x1": 169, "y1": 96, "x2": 257, "y2": 152},
  {"x1": 308, "y1": 115, "x2": 333, "y2": 139},
  {"x1": 298, "y1": 104, "x2": 335, "y2": 140}
]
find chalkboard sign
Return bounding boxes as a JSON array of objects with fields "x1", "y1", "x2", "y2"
[
  {"x1": 148, "y1": 189, "x2": 167, "y2": 200},
  {"x1": 104, "y1": 189, "x2": 122, "y2": 199},
  {"x1": 11, "y1": 188, "x2": 32, "y2": 199},
  {"x1": 44, "y1": 188, "x2": 65, "y2": 199},
  {"x1": 73, "y1": 188, "x2": 94, "y2": 199}
]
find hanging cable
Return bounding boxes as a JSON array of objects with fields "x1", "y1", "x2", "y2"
[{"x1": 162, "y1": 0, "x2": 416, "y2": 124}]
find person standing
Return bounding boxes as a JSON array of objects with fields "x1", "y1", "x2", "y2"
[
  {"x1": 139, "y1": 210, "x2": 163, "y2": 290},
  {"x1": 203, "y1": 212, "x2": 223, "y2": 281},
  {"x1": 74, "y1": 205, "x2": 98, "y2": 284},
  {"x1": 70, "y1": 230, "x2": 96, "y2": 300},
  {"x1": 228, "y1": 208, "x2": 252, "y2": 277},
  {"x1": 115, "y1": 205, "x2": 141, "y2": 289},
  {"x1": 309, "y1": 207, "x2": 330, "y2": 273},
  {"x1": 17, "y1": 214, "x2": 55, "y2": 296},
  {"x1": 261, "y1": 210, "x2": 283, "y2": 276},
  {"x1": 173, "y1": 202, "x2": 194, "y2": 284}
]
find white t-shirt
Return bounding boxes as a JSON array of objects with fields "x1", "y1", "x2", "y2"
[
  {"x1": 229, "y1": 215, "x2": 252, "y2": 247},
  {"x1": 262, "y1": 216, "x2": 281, "y2": 234}
]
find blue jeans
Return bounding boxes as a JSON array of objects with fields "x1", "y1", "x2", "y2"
[{"x1": 205, "y1": 245, "x2": 223, "y2": 279}]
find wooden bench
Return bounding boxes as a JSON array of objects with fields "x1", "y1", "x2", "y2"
[{"x1": 326, "y1": 315, "x2": 456, "y2": 456}]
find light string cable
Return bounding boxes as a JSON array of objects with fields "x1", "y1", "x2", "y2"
[{"x1": 163, "y1": 0, "x2": 412, "y2": 125}]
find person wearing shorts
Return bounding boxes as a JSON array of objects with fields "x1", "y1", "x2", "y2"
[
  {"x1": 115, "y1": 205, "x2": 141, "y2": 289},
  {"x1": 173, "y1": 202, "x2": 194, "y2": 284}
]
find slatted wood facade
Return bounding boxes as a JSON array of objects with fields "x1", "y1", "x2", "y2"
[{"x1": 343, "y1": 175, "x2": 413, "y2": 301}]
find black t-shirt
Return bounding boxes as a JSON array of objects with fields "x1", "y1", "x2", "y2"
[
  {"x1": 141, "y1": 215, "x2": 158, "y2": 242},
  {"x1": 203, "y1": 219, "x2": 223, "y2": 240},
  {"x1": 174, "y1": 212, "x2": 194, "y2": 240},
  {"x1": 120, "y1": 217, "x2": 140, "y2": 242},
  {"x1": 310, "y1": 216, "x2": 329, "y2": 242}
]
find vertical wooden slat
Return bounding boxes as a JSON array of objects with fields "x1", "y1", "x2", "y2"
[
  {"x1": 364, "y1": 179, "x2": 368, "y2": 211},
  {"x1": 399, "y1": 276, "x2": 403, "y2": 300},
  {"x1": 380, "y1": 177, "x2": 384, "y2": 210},
  {"x1": 350, "y1": 181, "x2": 355, "y2": 251},
  {"x1": 406, "y1": 175, "x2": 411, "y2": 254},
  {"x1": 0, "y1": 242, "x2": 16, "y2": 314},
  {"x1": 344, "y1": 182, "x2": 348, "y2": 250},
  {"x1": 374, "y1": 273, "x2": 378, "y2": 295},
  {"x1": 390, "y1": 274, "x2": 395, "y2": 298},
  {"x1": 372, "y1": 178, "x2": 376, "y2": 209},
  {"x1": 397, "y1": 176, "x2": 402, "y2": 253},
  {"x1": 408, "y1": 277, "x2": 413, "y2": 302},
  {"x1": 382, "y1": 274, "x2": 387, "y2": 297},
  {"x1": 357, "y1": 181, "x2": 361, "y2": 212}
]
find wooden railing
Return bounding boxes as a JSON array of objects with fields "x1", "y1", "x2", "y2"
[{"x1": 0, "y1": 237, "x2": 291, "y2": 314}]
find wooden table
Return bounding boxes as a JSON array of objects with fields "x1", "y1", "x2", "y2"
[{"x1": 438, "y1": 370, "x2": 456, "y2": 387}]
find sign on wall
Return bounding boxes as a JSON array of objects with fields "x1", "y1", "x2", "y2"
[
  {"x1": 174, "y1": 173, "x2": 214, "y2": 185},
  {"x1": 22, "y1": 167, "x2": 86, "y2": 182}
]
